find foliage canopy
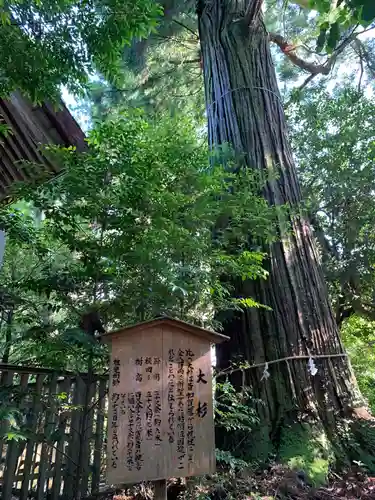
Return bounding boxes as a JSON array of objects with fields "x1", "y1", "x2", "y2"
[
  {"x1": 0, "y1": 0, "x2": 161, "y2": 101},
  {"x1": 0, "y1": 110, "x2": 278, "y2": 370}
]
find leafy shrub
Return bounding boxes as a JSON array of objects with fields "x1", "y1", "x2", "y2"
[
  {"x1": 1, "y1": 110, "x2": 278, "y2": 370},
  {"x1": 341, "y1": 315, "x2": 375, "y2": 413}
]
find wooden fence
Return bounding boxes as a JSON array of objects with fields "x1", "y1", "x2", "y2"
[{"x1": 0, "y1": 364, "x2": 109, "y2": 500}]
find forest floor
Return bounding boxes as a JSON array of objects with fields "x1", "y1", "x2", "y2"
[{"x1": 88, "y1": 466, "x2": 375, "y2": 500}]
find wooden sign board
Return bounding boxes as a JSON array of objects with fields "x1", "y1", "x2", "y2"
[{"x1": 103, "y1": 317, "x2": 229, "y2": 485}]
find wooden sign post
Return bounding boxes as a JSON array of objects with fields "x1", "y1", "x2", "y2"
[{"x1": 103, "y1": 316, "x2": 229, "y2": 497}]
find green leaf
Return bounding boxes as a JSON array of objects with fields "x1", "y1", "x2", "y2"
[
  {"x1": 0, "y1": 10, "x2": 10, "y2": 25},
  {"x1": 316, "y1": 28, "x2": 327, "y2": 53},
  {"x1": 234, "y1": 298, "x2": 272, "y2": 310},
  {"x1": 6, "y1": 431, "x2": 26, "y2": 442},
  {"x1": 215, "y1": 449, "x2": 248, "y2": 471},
  {"x1": 0, "y1": 122, "x2": 11, "y2": 137},
  {"x1": 326, "y1": 22, "x2": 340, "y2": 52}
]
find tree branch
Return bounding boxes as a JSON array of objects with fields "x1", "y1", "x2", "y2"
[
  {"x1": 352, "y1": 38, "x2": 375, "y2": 80},
  {"x1": 168, "y1": 58, "x2": 200, "y2": 65},
  {"x1": 352, "y1": 299, "x2": 375, "y2": 322},
  {"x1": 358, "y1": 52, "x2": 364, "y2": 92},
  {"x1": 172, "y1": 18, "x2": 198, "y2": 39},
  {"x1": 269, "y1": 30, "x2": 358, "y2": 76},
  {"x1": 292, "y1": 0, "x2": 309, "y2": 7}
]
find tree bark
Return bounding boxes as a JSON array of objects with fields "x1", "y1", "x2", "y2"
[{"x1": 198, "y1": 0, "x2": 364, "y2": 444}]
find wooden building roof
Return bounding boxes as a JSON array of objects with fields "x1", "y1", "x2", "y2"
[{"x1": 0, "y1": 91, "x2": 86, "y2": 201}]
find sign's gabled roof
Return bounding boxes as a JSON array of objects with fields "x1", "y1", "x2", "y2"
[{"x1": 102, "y1": 316, "x2": 229, "y2": 344}]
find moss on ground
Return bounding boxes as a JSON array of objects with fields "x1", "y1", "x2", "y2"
[
  {"x1": 217, "y1": 408, "x2": 375, "y2": 485},
  {"x1": 278, "y1": 422, "x2": 333, "y2": 486}
]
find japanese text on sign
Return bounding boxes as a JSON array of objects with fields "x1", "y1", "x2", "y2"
[{"x1": 110, "y1": 350, "x2": 210, "y2": 473}]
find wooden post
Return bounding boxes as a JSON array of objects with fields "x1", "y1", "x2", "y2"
[{"x1": 154, "y1": 479, "x2": 167, "y2": 500}]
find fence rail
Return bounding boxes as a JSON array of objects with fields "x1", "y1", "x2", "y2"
[{"x1": 0, "y1": 364, "x2": 109, "y2": 500}]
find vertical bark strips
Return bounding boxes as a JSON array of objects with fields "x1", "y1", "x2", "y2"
[{"x1": 198, "y1": 0, "x2": 360, "y2": 429}]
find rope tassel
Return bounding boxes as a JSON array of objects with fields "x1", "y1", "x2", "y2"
[
  {"x1": 261, "y1": 362, "x2": 270, "y2": 381},
  {"x1": 308, "y1": 357, "x2": 318, "y2": 376}
]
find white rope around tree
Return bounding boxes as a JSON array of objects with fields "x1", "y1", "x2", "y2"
[{"x1": 217, "y1": 352, "x2": 348, "y2": 381}]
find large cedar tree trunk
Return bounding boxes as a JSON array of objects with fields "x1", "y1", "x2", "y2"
[{"x1": 198, "y1": 0, "x2": 365, "y2": 448}]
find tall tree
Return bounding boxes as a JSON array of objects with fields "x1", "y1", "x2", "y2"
[{"x1": 196, "y1": 0, "x2": 374, "y2": 463}]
